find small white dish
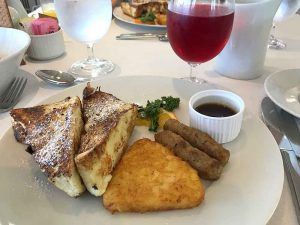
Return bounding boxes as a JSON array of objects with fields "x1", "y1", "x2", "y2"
[
  {"x1": 189, "y1": 89, "x2": 245, "y2": 143},
  {"x1": 113, "y1": 7, "x2": 166, "y2": 28},
  {"x1": 264, "y1": 68, "x2": 300, "y2": 118},
  {"x1": 27, "y1": 29, "x2": 65, "y2": 61},
  {"x1": 0, "y1": 27, "x2": 30, "y2": 95}
]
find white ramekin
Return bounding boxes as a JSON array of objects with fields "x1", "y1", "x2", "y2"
[
  {"x1": 27, "y1": 29, "x2": 65, "y2": 60},
  {"x1": 189, "y1": 89, "x2": 245, "y2": 144}
]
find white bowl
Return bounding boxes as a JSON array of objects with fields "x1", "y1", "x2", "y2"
[
  {"x1": 27, "y1": 29, "x2": 65, "y2": 61},
  {"x1": 0, "y1": 27, "x2": 30, "y2": 95},
  {"x1": 189, "y1": 89, "x2": 245, "y2": 144}
]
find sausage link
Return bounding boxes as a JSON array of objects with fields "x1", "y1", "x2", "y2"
[
  {"x1": 164, "y1": 119, "x2": 230, "y2": 165},
  {"x1": 155, "y1": 130, "x2": 223, "y2": 180}
]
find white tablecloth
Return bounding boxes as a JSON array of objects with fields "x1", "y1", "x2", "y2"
[{"x1": 1, "y1": 14, "x2": 300, "y2": 225}]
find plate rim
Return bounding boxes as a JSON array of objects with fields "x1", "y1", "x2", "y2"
[{"x1": 264, "y1": 68, "x2": 300, "y2": 118}]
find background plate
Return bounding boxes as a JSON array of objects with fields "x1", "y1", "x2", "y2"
[
  {"x1": 265, "y1": 68, "x2": 300, "y2": 118},
  {"x1": 113, "y1": 7, "x2": 166, "y2": 28},
  {"x1": 0, "y1": 76, "x2": 283, "y2": 225}
]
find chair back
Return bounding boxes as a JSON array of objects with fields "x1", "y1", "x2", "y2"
[{"x1": 0, "y1": 0, "x2": 13, "y2": 27}]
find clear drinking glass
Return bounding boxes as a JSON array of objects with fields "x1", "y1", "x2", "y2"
[
  {"x1": 268, "y1": 0, "x2": 300, "y2": 49},
  {"x1": 167, "y1": 0, "x2": 235, "y2": 83},
  {"x1": 54, "y1": 0, "x2": 114, "y2": 79},
  {"x1": 40, "y1": 0, "x2": 56, "y2": 17}
]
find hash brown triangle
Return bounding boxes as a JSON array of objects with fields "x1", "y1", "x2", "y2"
[{"x1": 103, "y1": 138, "x2": 205, "y2": 213}]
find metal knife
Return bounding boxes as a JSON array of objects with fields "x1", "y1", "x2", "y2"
[
  {"x1": 262, "y1": 97, "x2": 300, "y2": 160},
  {"x1": 261, "y1": 97, "x2": 300, "y2": 224},
  {"x1": 118, "y1": 32, "x2": 161, "y2": 36},
  {"x1": 275, "y1": 106, "x2": 300, "y2": 158},
  {"x1": 116, "y1": 33, "x2": 168, "y2": 41}
]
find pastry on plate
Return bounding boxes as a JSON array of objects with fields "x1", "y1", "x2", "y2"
[
  {"x1": 121, "y1": 0, "x2": 167, "y2": 18},
  {"x1": 75, "y1": 84, "x2": 138, "y2": 196},
  {"x1": 103, "y1": 138, "x2": 205, "y2": 213},
  {"x1": 10, "y1": 97, "x2": 85, "y2": 197},
  {"x1": 120, "y1": 0, "x2": 167, "y2": 25}
]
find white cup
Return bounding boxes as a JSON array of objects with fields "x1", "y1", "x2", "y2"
[
  {"x1": 215, "y1": 0, "x2": 281, "y2": 80},
  {"x1": 27, "y1": 29, "x2": 65, "y2": 60},
  {"x1": 189, "y1": 90, "x2": 245, "y2": 144}
]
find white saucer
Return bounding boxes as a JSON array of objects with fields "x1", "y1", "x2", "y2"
[{"x1": 264, "y1": 68, "x2": 300, "y2": 118}]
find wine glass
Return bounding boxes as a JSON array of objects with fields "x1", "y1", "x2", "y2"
[
  {"x1": 268, "y1": 0, "x2": 300, "y2": 49},
  {"x1": 167, "y1": 0, "x2": 235, "y2": 83},
  {"x1": 54, "y1": 0, "x2": 114, "y2": 79}
]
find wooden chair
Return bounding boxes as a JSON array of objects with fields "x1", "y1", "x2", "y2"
[
  {"x1": 0, "y1": 0, "x2": 13, "y2": 27},
  {"x1": 0, "y1": 0, "x2": 26, "y2": 65}
]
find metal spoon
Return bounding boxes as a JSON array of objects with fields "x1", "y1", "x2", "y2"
[{"x1": 35, "y1": 70, "x2": 88, "y2": 86}]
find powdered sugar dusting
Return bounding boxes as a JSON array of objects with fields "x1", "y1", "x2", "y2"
[
  {"x1": 20, "y1": 98, "x2": 77, "y2": 178},
  {"x1": 84, "y1": 93, "x2": 130, "y2": 130},
  {"x1": 79, "y1": 90, "x2": 134, "y2": 154},
  {"x1": 37, "y1": 109, "x2": 72, "y2": 175}
]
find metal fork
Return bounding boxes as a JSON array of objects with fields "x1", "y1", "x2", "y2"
[{"x1": 0, "y1": 77, "x2": 27, "y2": 113}]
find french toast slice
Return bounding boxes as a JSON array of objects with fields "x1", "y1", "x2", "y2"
[
  {"x1": 121, "y1": 2, "x2": 144, "y2": 18},
  {"x1": 10, "y1": 97, "x2": 86, "y2": 197},
  {"x1": 75, "y1": 84, "x2": 138, "y2": 196}
]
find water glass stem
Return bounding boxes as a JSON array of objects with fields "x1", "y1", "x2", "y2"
[
  {"x1": 270, "y1": 23, "x2": 276, "y2": 39},
  {"x1": 86, "y1": 43, "x2": 95, "y2": 62},
  {"x1": 268, "y1": 22, "x2": 286, "y2": 49},
  {"x1": 189, "y1": 63, "x2": 204, "y2": 83}
]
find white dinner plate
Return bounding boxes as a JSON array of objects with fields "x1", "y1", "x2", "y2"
[
  {"x1": 264, "y1": 68, "x2": 300, "y2": 118},
  {"x1": 113, "y1": 7, "x2": 166, "y2": 28},
  {"x1": 0, "y1": 76, "x2": 283, "y2": 225}
]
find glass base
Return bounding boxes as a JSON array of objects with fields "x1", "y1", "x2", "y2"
[
  {"x1": 69, "y1": 58, "x2": 115, "y2": 79},
  {"x1": 181, "y1": 76, "x2": 206, "y2": 84},
  {"x1": 268, "y1": 35, "x2": 286, "y2": 49}
]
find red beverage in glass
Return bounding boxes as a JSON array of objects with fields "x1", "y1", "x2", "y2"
[{"x1": 167, "y1": 4, "x2": 234, "y2": 63}]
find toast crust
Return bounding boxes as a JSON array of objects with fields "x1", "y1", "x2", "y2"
[{"x1": 10, "y1": 97, "x2": 86, "y2": 197}]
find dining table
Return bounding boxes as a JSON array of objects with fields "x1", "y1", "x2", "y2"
[{"x1": 0, "y1": 12, "x2": 300, "y2": 225}]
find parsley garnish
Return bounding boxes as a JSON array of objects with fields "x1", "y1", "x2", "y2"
[
  {"x1": 140, "y1": 12, "x2": 156, "y2": 22},
  {"x1": 138, "y1": 96, "x2": 180, "y2": 132}
]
